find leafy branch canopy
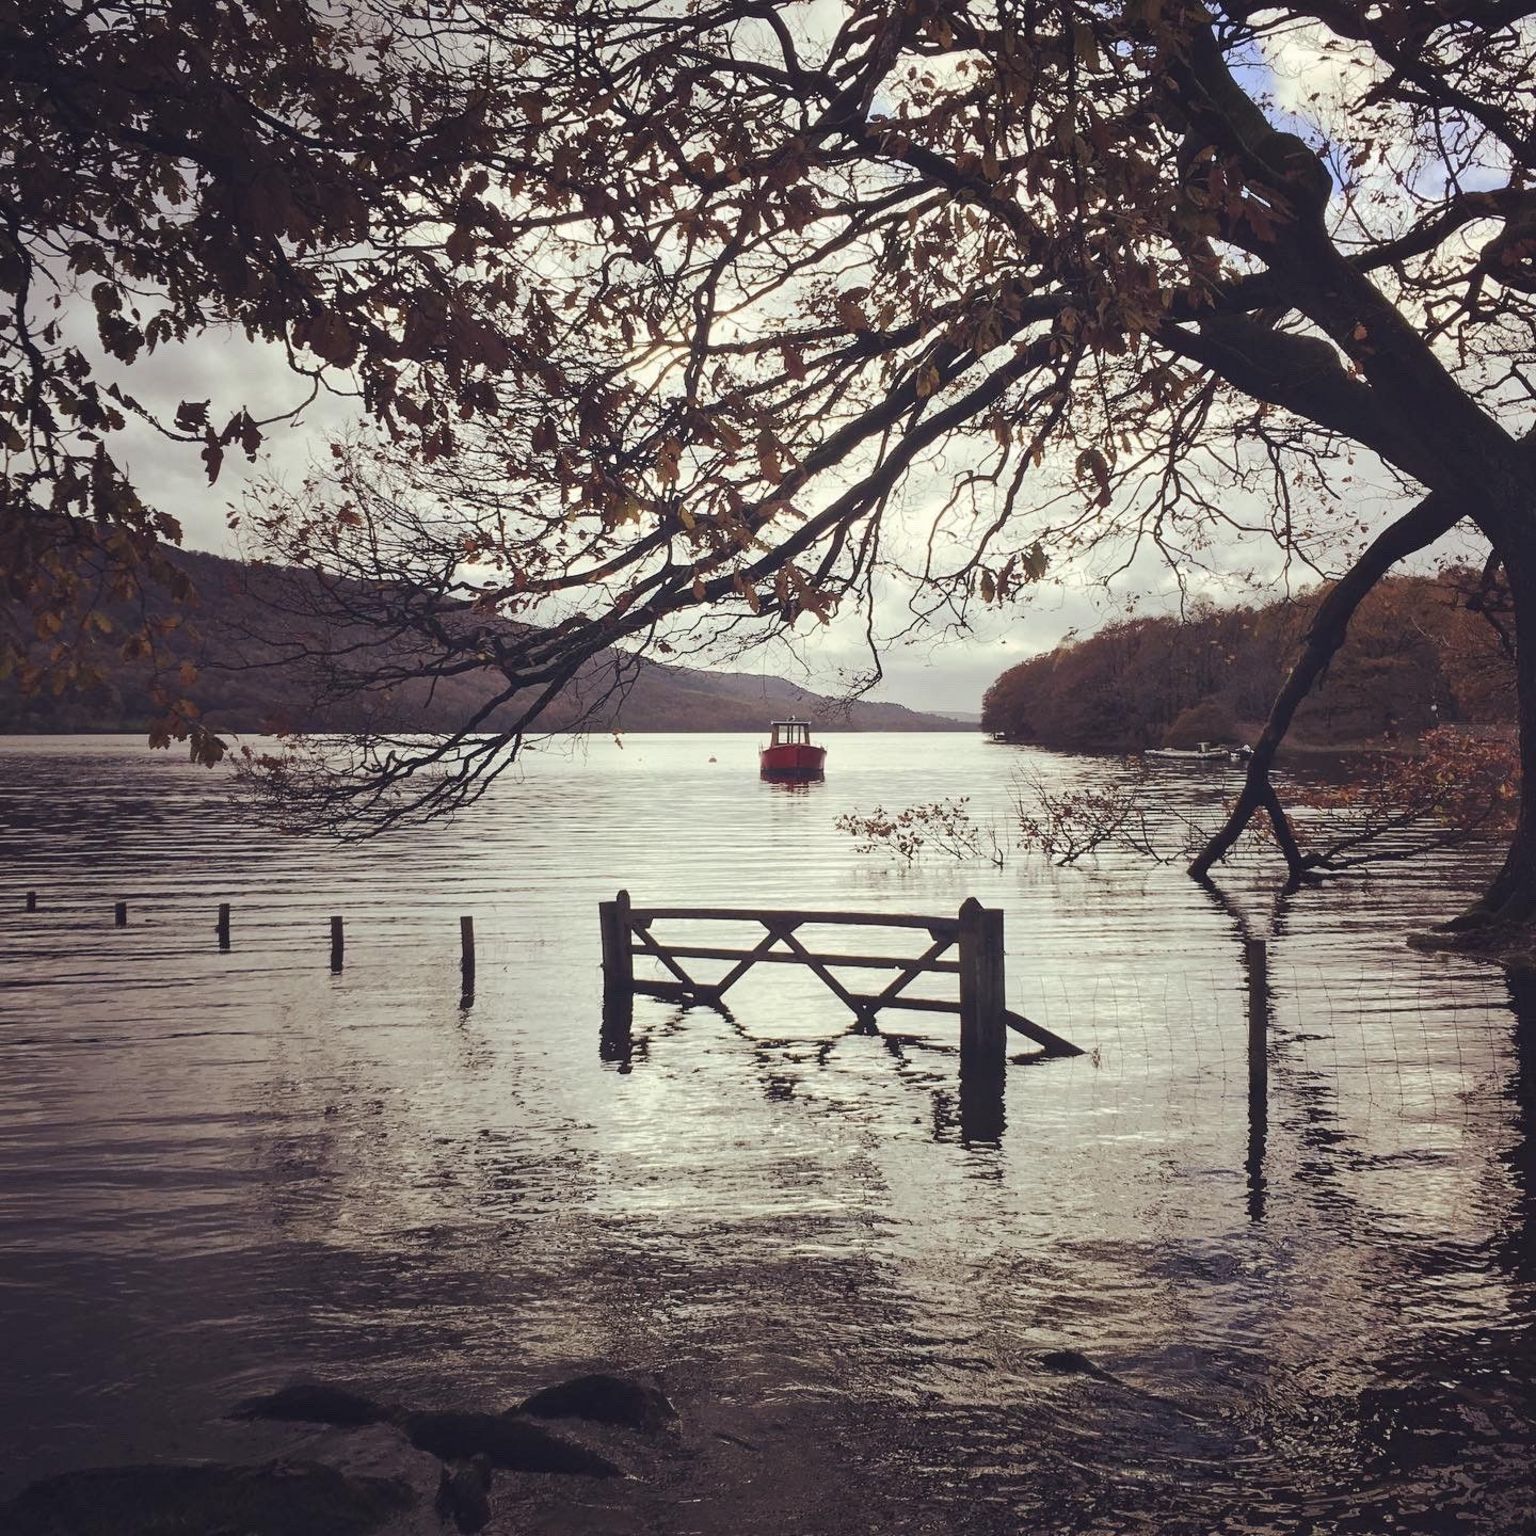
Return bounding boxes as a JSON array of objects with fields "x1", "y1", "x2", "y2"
[{"x1": 7, "y1": 2, "x2": 1536, "y2": 908}]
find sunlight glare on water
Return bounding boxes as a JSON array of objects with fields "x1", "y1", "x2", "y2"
[{"x1": 1, "y1": 732, "x2": 1532, "y2": 1533}]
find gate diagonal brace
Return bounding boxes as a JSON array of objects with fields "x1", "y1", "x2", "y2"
[
  {"x1": 776, "y1": 926, "x2": 871, "y2": 1022},
  {"x1": 631, "y1": 922, "x2": 702, "y2": 996},
  {"x1": 872, "y1": 932, "x2": 957, "y2": 1010},
  {"x1": 1005, "y1": 1009, "x2": 1084, "y2": 1058},
  {"x1": 712, "y1": 920, "x2": 798, "y2": 1000}
]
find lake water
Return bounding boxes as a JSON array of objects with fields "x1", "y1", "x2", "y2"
[{"x1": 1, "y1": 732, "x2": 1532, "y2": 1533}]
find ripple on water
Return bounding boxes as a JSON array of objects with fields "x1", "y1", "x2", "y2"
[{"x1": 0, "y1": 732, "x2": 1530, "y2": 1532}]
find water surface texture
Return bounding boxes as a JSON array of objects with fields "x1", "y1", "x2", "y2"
[{"x1": 1, "y1": 733, "x2": 1531, "y2": 1533}]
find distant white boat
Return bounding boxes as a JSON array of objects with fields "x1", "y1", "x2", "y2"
[{"x1": 1143, "y1": 741, "x2": 1229, "y2": 762}]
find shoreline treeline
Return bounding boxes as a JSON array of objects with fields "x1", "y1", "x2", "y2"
[{"x1": 982, "y1": 570, "x2": 1515, "y2": 754}]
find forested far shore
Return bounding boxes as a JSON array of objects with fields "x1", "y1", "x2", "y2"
[{"x1": 982, "y1": 569, "x2": 1515, "y2": 754}]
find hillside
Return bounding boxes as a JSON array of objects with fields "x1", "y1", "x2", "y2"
[
  {"x1": 1, "y1": 546, "x2": 962, "y2": 736},
  {"x1": 981, "y1": 569, "x2": 1515, "y2": 753}
]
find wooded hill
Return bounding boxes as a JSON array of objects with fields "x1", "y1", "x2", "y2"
[
  {"x1": 1, "y1": 546, "x2": 961, "y2": 736},
  {"x1": 981, "y1": 570, "x2": 1515, "y2": 753}
]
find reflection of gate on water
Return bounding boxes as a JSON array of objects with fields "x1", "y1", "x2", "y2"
[{"x1": 597, "y1": 890, "x2": 1083, "y2": 1082}]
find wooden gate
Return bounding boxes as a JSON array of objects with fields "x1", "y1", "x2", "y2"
[{"x1": 598, "y1": 890, "x2": 1080, "y2": 1072}]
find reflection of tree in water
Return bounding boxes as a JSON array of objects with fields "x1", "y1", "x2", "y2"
[
  {"x1": 1172, "y1": 878, "x2": 1536, "y2": 1528},
  {"x1": 1495, "y1": 968, "x2": 1536, "y2": 1288},
  {"x1": 1194, "y1": 876, "x2": 1287, "y2": 1223},
  {"x1": 1265, "y1": 969, "x2": 1536, "y2": 1534}
]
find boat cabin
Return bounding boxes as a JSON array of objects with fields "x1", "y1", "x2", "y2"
[
  {"x1": 759, "y1": 718, "x2": 827, "y2": 781},
  {"x1": 769, "y1": 720, "x2": 813, "y2": 748}
]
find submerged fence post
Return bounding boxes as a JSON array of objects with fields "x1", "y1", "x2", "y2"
[
  {"x1": 599, "y1": 888, "x2": 634, "y2": 1039},
  {"x1": 959, "y1": 1064, "x2": 1007, "y2": 1144},
  {"x1": 1246, "y1": 938, "x2": 1269, "y2": 1096},
  {"x1": 1245, "y1": 937, "x2": 1270, "y2": 1221},
  {"x1": 330, "y1": 915, "x2": 344, "y2": 973},
  {"x1": 958, "y1": 898, "x2": 1006, "y2": 1084},
  {"x1": 460, "y1": 915, "x2": 476, "y2": 999},
  {"x1": 216, "y1": 903, "x2": 231, "y2": 951}
]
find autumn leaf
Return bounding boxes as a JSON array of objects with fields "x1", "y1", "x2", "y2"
[
  {"x1": 835, "y1": 294, "x2": 869, "y2": 331},
  {"x1": 1075, "y1": 447, "x2": 1113, "y2": 506},
  {"x1": 757, "y1": 431, "x2": 784, "y2": 483},
  {"x1": 175, "y1": 400, "x2": 209, "y2": 434}
]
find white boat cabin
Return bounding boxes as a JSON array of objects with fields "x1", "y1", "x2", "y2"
[{"x1": 769, "y1": 721, "x2": 814, "y2": 747}]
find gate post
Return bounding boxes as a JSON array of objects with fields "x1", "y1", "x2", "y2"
[
  {"x1": 958, "y1": 898, "x2": 1006, "y2": 1082},
  {"x1": 599, "y1": 888, "x2": 634, "y2": 1037}
]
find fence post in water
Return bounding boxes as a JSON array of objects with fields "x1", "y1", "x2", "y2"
[
  {"x1": 216, "y1": 903, "x2": 231, "y2": 951},
  {"x1": 25, "y1": 890, "x2": 36, "y2": 912},
  {"x1": 460, "y1": 915, "x2": 476, "y2": 999},
  {"x1": 1245, "y1": 937, "x2": 1270, "y2": 1221},
  {"x1": 958, "y1": 898, "x2": 1006, "y2": 1083},
  {"x1": 1246, "y1": 939, "x2": 1269, "y2": 1094},
  {"x1": 330, "y1": 915, "x2": 344, "y2": 973},
  {"x1": 599, "y1": 888, "x2": 634, "y2": 1037},
  {"x1": 114, "y1": 901, "x2": 128, "y2": 928}
]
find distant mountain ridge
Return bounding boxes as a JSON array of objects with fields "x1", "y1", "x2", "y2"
[{"x1": 1, "y1": 545, "x2": 965, "y2": 736}]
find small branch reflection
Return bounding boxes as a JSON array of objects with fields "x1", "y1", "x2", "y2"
[{"x1": 1195, "y1": 878, "x2": 1292, "y2": 1223}]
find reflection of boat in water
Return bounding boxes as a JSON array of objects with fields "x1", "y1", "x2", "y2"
[
  {"x1": 1144, "y1": 741, "x2": 1229, "y2": 762},
  {"x1": 759, "y1": 719, "x2": 826, "y2": 782}
]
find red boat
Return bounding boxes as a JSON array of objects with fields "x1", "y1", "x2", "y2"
[{"x1": 759, "y1": 719, "x2": 827, "y2": 782}]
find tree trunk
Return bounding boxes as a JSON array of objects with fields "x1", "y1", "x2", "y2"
[{"x1": 1444, "y1": 539, "x2": 1536, "y2": 934}]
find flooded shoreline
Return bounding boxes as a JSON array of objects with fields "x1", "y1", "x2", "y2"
[{"x1": 1, "y1": 733, "x2": 1530, "y2": 1531}]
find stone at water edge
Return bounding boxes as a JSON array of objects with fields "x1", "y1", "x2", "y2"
[
  {"x1": 234, "y1": 1379, "x2": 396, "y2": 1427},
  {"x1": 1038, "y1": 1350, "x2": 1109, "y2": 1378},
  {"x1": 402, "y1": 1409, "x2": 622, "y2": 1477},
  {"x1": 1037, "y1": 1349, "x2": 1204, "y2": 1421},
  {"x1": 435, "y1": 1456, "x2": 494, "y2": 1534},
  {"x1": 517, "y1": 1373, "x2": 678, "y2": 1434},
  {"x1": 0, "y1": 1460, "x2": 415, "y2": 1536}
]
